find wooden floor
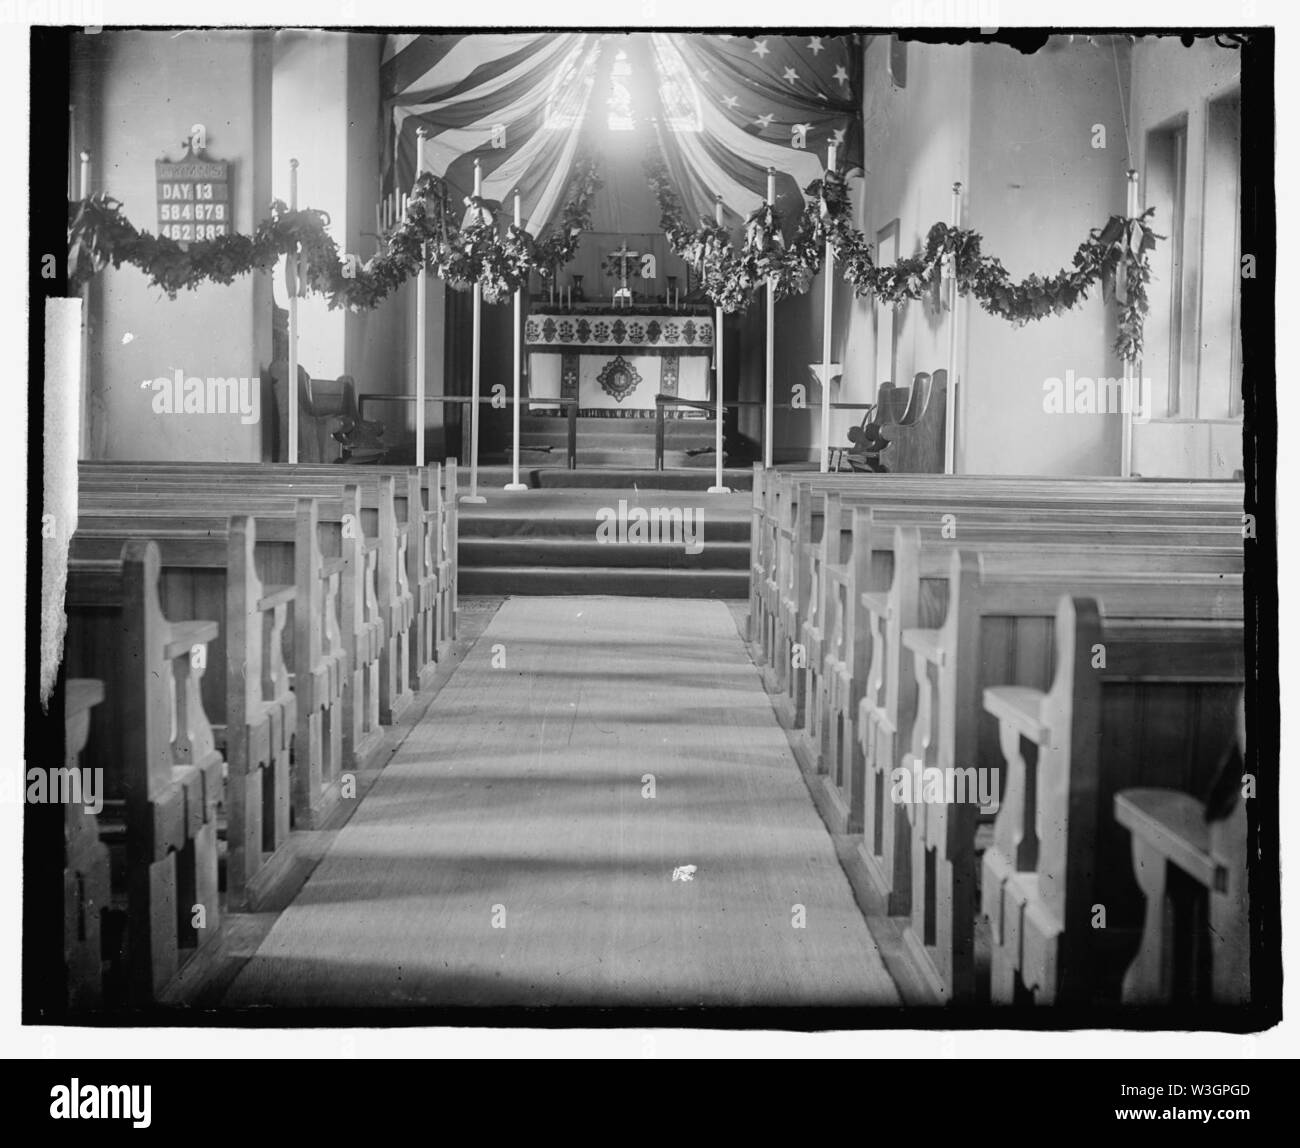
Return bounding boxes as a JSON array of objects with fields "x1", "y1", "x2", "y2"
[{"x1": 222, "y1": 597, "x2": 901, "y2": 1009}]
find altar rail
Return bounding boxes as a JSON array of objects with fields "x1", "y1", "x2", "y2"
[
  {"x1": 652, "y1": 396, "x2": 876, "y2": 471},
  {"x1": 360, "y1": 393, "x2": 580, "y2": 469},
  {"x1": 362, "y1": 392, "x2": 900, "y2": 471}
]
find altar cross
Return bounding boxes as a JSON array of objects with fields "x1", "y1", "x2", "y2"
[{"x1": 609, "y1": 241, "x2": 639, "y2": 284}]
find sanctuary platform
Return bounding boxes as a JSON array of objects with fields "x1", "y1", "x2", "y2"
[{"x1": 455, "y1": 486, "x2": 751, "y2": 599}]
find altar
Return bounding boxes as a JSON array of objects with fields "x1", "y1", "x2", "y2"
[{"x1": 524, "y1": 306, "x2": 715, "y2": 415}]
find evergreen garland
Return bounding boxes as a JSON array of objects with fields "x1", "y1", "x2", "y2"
[
  {"x1": 644, "y1": 151, "x2": 1161, "y2": 360},
  {"x1": 68, "y1": 144, "x2": 1158, "y2": 360},
  {"x1": 67, "y1": 155, "x2": 604, "y2": 310}
]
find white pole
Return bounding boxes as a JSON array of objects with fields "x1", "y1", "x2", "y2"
[
  {"x1": 708, "y1": 194, "x2": 730, "y2": 494},
  {"x1": 764, "y1": 167, "x2": 776, "y2": 470},
  {"x1": 943, "y1": 180, "x2": 962, "y2": 474},
  {"x1": 819, "y1": 144, "x2": 837, "y2": 474},
  {"x1": 288, "y1": 158, "x2": 299, "y2": 465},
  {"x1": 415, "y1": 128, "x2": 427, "y2": 468},
  {"x1": 1121, "y1": 168, "x2": 1138, "y2": 478},
  {"x1": 505, "y1": 189, "x2": 527, "y2": 491},
  {"x1": 78, "y1": 150, "x2": 91, "y2": 458},
  {"x1": 462, "y1": 159, "x2": 487, "y2": 504}
]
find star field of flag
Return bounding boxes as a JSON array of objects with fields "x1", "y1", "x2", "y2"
[{"x1": 679, "y1": 34, "x2": 862, "y2": 170}]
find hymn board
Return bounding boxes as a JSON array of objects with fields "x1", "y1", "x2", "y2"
[{"x1": 156, "y1": 156, "x2": 232, "y2": 241}]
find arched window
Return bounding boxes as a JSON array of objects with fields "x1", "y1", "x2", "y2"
[{"x1": 606, "y1": 48, "x2": 635, "y2": 132}]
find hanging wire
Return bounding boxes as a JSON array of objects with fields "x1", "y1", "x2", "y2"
[{"x1": 1111, "y1": 37, "x2": 1135, "y2": 171}]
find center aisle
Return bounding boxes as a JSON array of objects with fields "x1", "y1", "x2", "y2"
[{"x1": 223, "y1": 597, "x2": 901, "y2": 1008}]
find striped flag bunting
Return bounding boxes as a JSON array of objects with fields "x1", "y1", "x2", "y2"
[{"x1": 382, "y1": 32, "x2": 863, "y2": 240}]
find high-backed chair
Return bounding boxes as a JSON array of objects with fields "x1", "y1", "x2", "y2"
[
  {"x1": 833, "y1": 381, "x2": 910, "y2": 472},
  {"x1": 877, "y1": 369, "x2": 947, "y2": 474},
  {"x1": 270, "y1": 361, "x2": 386, "y2": 463}
]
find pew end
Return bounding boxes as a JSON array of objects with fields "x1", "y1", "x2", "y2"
[{"x1": 1114, "y1": 692, "x2": 1250, "y2": 1008}]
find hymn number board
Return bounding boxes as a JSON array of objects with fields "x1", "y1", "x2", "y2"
[{"x1": 156, "y1": 158, "x2": 231, "y2": 241}]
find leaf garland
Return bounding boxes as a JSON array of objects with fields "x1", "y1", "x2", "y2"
[
  {"x1": 644, "y1": 150, "x2": 1161, "y2": 360},
  {"x1": 66, "y1": 155, "x2": 604, "y2": 310}
]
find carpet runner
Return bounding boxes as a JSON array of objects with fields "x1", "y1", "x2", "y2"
[{"x1": 222, "y1": 597, "x2": 901, "y2": 1008}]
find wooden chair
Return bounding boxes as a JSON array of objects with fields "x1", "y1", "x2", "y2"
[
  {"x1": 877, "y1": 370, "x2": 946, "y2": 474},
  {"x1": 831, "y1": 381, "x2": 910, "y2": 472},
  {"x1": 270, "y1": 360, "x2": 386, "y2": 464}
]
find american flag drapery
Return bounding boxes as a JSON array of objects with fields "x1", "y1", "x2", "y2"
[
  {"x1": 383, "y1": 33, "x2": 601, "y2": 236},
  {"x1": 646, "y1": 33, "x2": 862, "y2": 230},
  {"x1": 382, "y1": 32, "x2": 862, "y2": 238}
]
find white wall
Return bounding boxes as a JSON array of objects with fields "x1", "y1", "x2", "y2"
[
  {"x1": 81, "y1": 29, "x2": 273, "y2": 461},
  {"x1": 272, "y1": 31, "x2": 348, "y2": 379},
  {"x1": 963, "y1": 38, "x2": 1130, "y2": 475},
  {"x1": 836, "y1": 37, "x2": 974, "y2": 463}
]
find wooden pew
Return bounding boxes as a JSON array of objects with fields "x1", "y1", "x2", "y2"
[
  {"x1": 62, "y1": 679, "x2": 112, "y2": 1010},
  {"x1": 850, "y1": 523, "x2": 1241, "y2": 908},
  {"x1": 750, "y1": 468, "x2": 1243, "y2": 672},
  {"x1": 806, "y1": 497, "x2": 1245, "y2": 759},
  {"x1": 898, "y1": 551, "x2": 1242, "y2": 1002},
  {"x1": 1113, "y1": 692, "x2": 1249, "y2": 1006},
  {"x1": 748, "y1": 464, "x2": 769, "y2": 643},
  {"x1": 79, "y1": 458, "x2": 459, "y2": 679},
  {"x1": 73, "y1": 490, "x2": 376, "y2": 839},
  {"x1": 79, "y1": 473, "x2": 415, "y2": 723},
  {"x1": 65, "y1": 541, "x2": 223, "y2": 1003},
  {"x1": 983, "y1": 601, "x2": 1244, "y2": 1006},
  {"x1": 806, "y1": 512, "x2": 1245, "y2": 844},
  {"x1": 758, "y1": 469, "x2": 1242, "y2": 681},
  {"x1": 760, "y1": 472, "x2": 1242, "y2": 714},
  {"x1": 72, "y1": 514, "x2": 302, "y2": 901}
]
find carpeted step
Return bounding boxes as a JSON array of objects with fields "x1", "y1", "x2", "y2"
[
  {"x1": 459, "y1": 565, "x2": 749, "y2": 598},
  {"x1": 462, "y1": 537, "x2": 750, "y2": 569},
  {"x1": 459, "y1": 512, "x2": 749, "y2": 542},
  {"x1": 461, "y1": 466, "x2": 755, "y2": 491},
  {"x1": 458, "y1": 488, "x2": 748, "y2": 523},
  {"x1": 530, "y1": 468, "x2": 754, "y2": 491},
  {"x1": 456, "y1": 486, "x2": 752, "y2": 599}
]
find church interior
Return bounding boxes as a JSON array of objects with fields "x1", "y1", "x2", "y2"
[{"x1": 27, "y1": 26, "x2": 1275, "y2": 1042}]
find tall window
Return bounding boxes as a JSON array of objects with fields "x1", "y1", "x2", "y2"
[
  {"x1": 1144, "y1": 117, "x2": 1187, "y2": 418},
  {"x1": 1200, "y1": 90, "x2": 1242, "y2": 419},
  {"x1": 1142, "y1": 89, "x2": 1242, "y2": 421}
]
